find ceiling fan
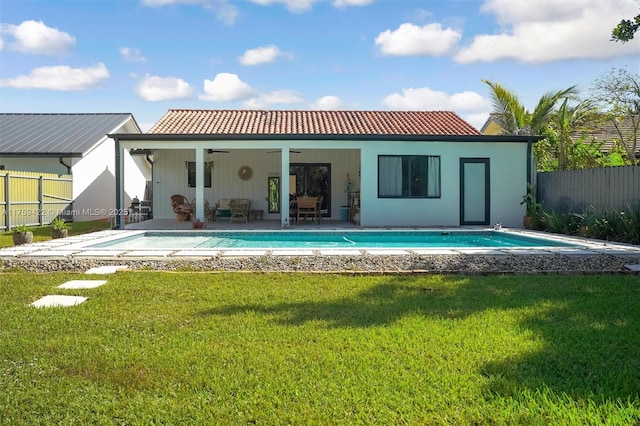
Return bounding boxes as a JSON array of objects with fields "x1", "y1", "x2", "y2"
[
  {"x1": 267, "y1": 150, "x2": 301, "y2": 154},
  {"x1": 207, "y1": 149, "x2": 230, "y2": 154}
]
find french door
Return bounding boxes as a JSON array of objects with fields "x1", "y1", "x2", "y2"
[{"x1": 290, "y1": 163, "x2": 331, "y2": 217}]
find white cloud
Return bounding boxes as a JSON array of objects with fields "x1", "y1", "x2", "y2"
[
  {"x1": 333, "y1": 0, "x2": 374, "y2": 7},
  {"x1": 199, "y1": 73, "x2": 253, "y2": 102},
  {"x1": 0, "y1": 63, "x2": 108, "y2": 91},
  {"x1": 249, "y1": 0, "x2": 318, "y2": 13},
  {"x1": 382, "y1": 87, "x2": 490, "y2": 130},
  {"x1": 244, "y1": 90, "x2": 304, "y2": 108},
  {"x1": 310, "y1": 95, "x2": 343, "y2": 110},
  {"x1": 137, "y1": 75, "x2": 193, "y2": 101},
  {"x1": 375, "y1": 23, "x2": 461, "y2": 56},
  {"x1": 239, "y1": 45, "x2": 282, "y2": 65},
  {"x1": 383, "y1": 87, "x2": 490, "y2": 111},
  {"x1": 120, "y1": 47, "x2": 147, "y2": 62},
  {"x1": 0, "y1": 20, "x2": 75, "y2": 55},
  {"x1": 455, "y1": 0, "x2": 640, "y2": 63},
  {"x1": 0, "y1": 38, "x2": 4, "y2": 50},
  {"x1": 141, "y1": 0, "x2": 238, "y2": 26}
]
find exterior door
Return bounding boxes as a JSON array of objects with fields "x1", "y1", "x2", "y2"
[
  {"x1": 460, "y1": 158, "x2": 490, "y2": 225},
  {"x1": 290, "y1": 163, "x2": 331, "y2": 217}
]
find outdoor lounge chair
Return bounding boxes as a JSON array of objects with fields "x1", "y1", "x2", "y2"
[{"x1": 170, "y1": 194, "x2": 193, "y2": 221}]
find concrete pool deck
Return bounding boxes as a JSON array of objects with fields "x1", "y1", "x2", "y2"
[{"x1": 1, "y1": 221, "x2": 639, "y2": 263}]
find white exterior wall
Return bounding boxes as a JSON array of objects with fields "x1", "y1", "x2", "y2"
[
  {"x1": 360, "y1": 141, "x2": 528, "y2": 228},
  {"x1": 152, "y1": 148, "x2": 360, "y2": 220},
  {"x1": 71, "y1": 139, "x2": 150, "y2": 221}
]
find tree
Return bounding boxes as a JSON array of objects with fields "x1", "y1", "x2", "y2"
[
  {"x1": 612, "y1": 13, "x2": 640, "y2": 42},
  {"x1": 550, "y1": 98, "x2": 598, "y2": 170},
  {"x1": 482, "y1": 80, "x2": 579, "y2": 136},
  {"x1": 590, "y1": 68, "x2": 640, "y2": 165}
]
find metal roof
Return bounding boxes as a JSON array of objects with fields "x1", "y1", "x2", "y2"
[{"x1": 0, "y1": 113, "x2": 140, "y2": 156}]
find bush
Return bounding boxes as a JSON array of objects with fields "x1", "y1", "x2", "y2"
[{"x1": 540, "y1": 202, "x2": 640, "y2": 245}]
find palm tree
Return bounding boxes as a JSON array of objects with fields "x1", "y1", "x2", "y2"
[
  {"x1": 551, "y1": 98, "x2": 598, "y2": 170},
  {"x1": 482, "y1": 80, "x2": 580, "y2": 136}
]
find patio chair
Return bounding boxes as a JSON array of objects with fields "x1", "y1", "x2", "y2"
[
  {"x1": 296, "y1": 196, "x2": 318, "y2": 223},
  {"x1": 229, "y1": 198, "x2": 250, "y2": 223},
  {"x1": 170, "y1": 194, "x2": 193, "y2": 221}
]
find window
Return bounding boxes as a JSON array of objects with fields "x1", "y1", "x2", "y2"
[
  {"x1": 378, "y1": 155, "x2": 440, "y2": 198},
  {"x1": 187, "y1": 161, "x2": 213, "y2": 188}
]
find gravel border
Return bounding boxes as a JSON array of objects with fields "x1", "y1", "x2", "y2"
[{"x1": 1, "y1": 253, "x2": 639, "y2": 274}]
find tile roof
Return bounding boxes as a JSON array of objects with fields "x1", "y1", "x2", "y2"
[
  {"x1": 577, "y1": 116, "x2": 639, "y2": 155},
  {"x1": 0, "y1": 113, "x2": 139, "y2": 155},
  {"x1": 148, "y1": 109, "x2": 481, "y2": 136}
]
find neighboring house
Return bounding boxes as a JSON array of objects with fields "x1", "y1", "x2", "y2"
[
  {"x1": 481, "y1": 113, "x2": 640, "y2": 160},
  {"x1": 111, "y1": 109, "x2": 540, "y2": 228},
  {"x1": 0, "y1": 113, "x2": 151, "y2": 221}
]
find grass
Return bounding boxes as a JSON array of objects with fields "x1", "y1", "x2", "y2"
[
  {"x1": 0, "y1": 220, "x2": 111, "y2": 248},
  {"x1": 1, "y1": 272, "x2": 639, "y2": 424}
]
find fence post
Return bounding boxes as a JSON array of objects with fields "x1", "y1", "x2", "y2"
[
  {"x1": 5, "y1": 174, "x2": 10, "y2": 230},
  {"x1": 39, "y1": 176, "x2": 44, "y2": 226}
]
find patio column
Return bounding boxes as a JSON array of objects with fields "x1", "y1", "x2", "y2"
[
  {"x1": 114, "y1": 138, "x2": 125, "y2": 229},
  {"x1": 195, "y1": 147, "x2": 204, "y2": 221},
  {"x1": 281, "y1": 148, "x2": 289, "y2": 227}
]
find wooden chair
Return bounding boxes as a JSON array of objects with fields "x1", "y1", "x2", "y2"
[
  {"x1": 170, "y1": 194, "x2": 192, "y2": 221},
  {"x1": 229, "y1": 198, "x2": 250, "y2": 223},
  {"x1": 296, "y1": 196, "x2": 318, "y2": 223}
]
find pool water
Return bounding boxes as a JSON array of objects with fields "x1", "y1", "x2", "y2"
[{"x1": 89, "y1": 231, "x2": 574, "y2": 250}]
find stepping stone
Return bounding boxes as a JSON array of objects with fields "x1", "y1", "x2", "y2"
[
  {"x1": 625, "y1": 264, "x2": 640, "y2": 272},
  {"x1": 31, "y1": 295, "x2": 87, "y2": 308},
  {"x1": 85, "y1": 265, "x2": 129, "y2": 274},
  {"x1": 58, "y1": 280, "x2": 107, "y2": 289}
]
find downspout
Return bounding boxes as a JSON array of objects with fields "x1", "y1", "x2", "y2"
[
  {"x1": 526, "y1": 140, "x2": 533, "y2": 187},
  {"x1": 59, "y1": 157, "x2": 72, "y2": 175}
]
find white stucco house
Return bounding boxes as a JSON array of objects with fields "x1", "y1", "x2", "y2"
[
  {"x1": 110, "y1": 109, "x2": 540, "y2": 229},
  {"x1": 0, "y1": 113, "x2": 151, "y2": 221}
]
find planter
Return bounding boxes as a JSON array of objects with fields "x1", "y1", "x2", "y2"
[
  {"x1": 12, "y1": 231, "x2": 33, "y2": 246},
  {"x1": 192, "y1": 220, "x2": 206, "y2": 229},
  {"x1": 523, "y1": 215, "x2": 535, "y2": 229},
  {"x1": 52, "y1": 229, "x2": 69, "y2": 239}
]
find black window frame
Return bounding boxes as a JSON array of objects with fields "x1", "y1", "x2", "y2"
[
  {"x1": 187, "y1": 161, "x2": 213, "y2": 188},
  {"x1": 377, "y1": 155, "x2": 441, "y2": 199}
]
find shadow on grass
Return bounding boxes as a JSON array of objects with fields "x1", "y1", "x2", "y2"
[{"x1": 203, "y1": 274, "x2": 640, "y2": 401}]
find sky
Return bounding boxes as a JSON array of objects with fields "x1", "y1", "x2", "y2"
[{"x1": 0, "y1": 0, "x2": 639, "y2": 132}]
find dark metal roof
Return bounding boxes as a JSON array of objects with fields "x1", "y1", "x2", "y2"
[{"x1": 0, "y1": 113, "x2": 140, "y2": 156}]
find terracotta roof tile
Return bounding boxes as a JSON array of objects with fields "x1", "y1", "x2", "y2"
[{"x1": 148, "y1": 109, "x2": 481, "y2": 136}]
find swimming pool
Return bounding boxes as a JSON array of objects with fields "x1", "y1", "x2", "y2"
[{"x1": 88, "y1": 230, "x2": 575, "y2": 250}]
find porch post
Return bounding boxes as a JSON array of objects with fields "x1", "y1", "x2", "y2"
[
  {"x1": 195, "y1": 147, "x2": 204, "y2": 221},
  {"x1": 281, "y1": 148, "x2": 289, "y2": 227},
  {"x1": 114, "y1": 138, "x2": 125, "y2": 229}
]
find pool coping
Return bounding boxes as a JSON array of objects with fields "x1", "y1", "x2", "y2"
[{"x1": 1, "y1": 227, "x2": 639, "y2": 261}]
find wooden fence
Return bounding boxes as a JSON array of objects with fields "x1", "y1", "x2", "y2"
[
  {"x1": 0, "y1": 170, "x2": 73, "y2": 231},
  {"x1": 537, "y1": 165, "x2": 640, "y2": 213}
]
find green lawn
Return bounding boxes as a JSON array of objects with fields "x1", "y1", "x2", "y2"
[
  {"x1": 0, "y1": 220, "x2": 111, "y2": 248},
  {"x1": 1, "y1": 272, "x2": 639, "y2": 424}
]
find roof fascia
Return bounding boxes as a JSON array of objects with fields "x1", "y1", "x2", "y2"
[
  {"x1": 0, "y1": 152, "x2": 83, "y2": 158},
  {"x1": 109, "y1": 133, "x2": 543, "y2": 143}
]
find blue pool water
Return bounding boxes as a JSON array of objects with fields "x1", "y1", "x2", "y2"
[{"x1": 89, "y1": 231, "x2": 574, "y2": 249}]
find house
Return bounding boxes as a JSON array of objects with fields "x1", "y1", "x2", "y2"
[
  {"x1": 0, "y1": 113, "x2": 151, "y2": 221},
  {"x1": 110, "y1": 109, "x2": 540, "y2": 228},
  {"x1": 481, "y1": 113, "x2": 640, "y2": 160}
]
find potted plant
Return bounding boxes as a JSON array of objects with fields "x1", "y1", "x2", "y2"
[
  {"x1": 520, "y1": 184, "x2": 541, "y2": 229},
  {"x1": 192, "y1": 218, "x2": 206, "y2": 229},
  {"x1": 12, "y1": 224, "x2": 33, "y2": 246},
  {"x1": 51, "y1": 217, "x2": 70, "y2": 239}
]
